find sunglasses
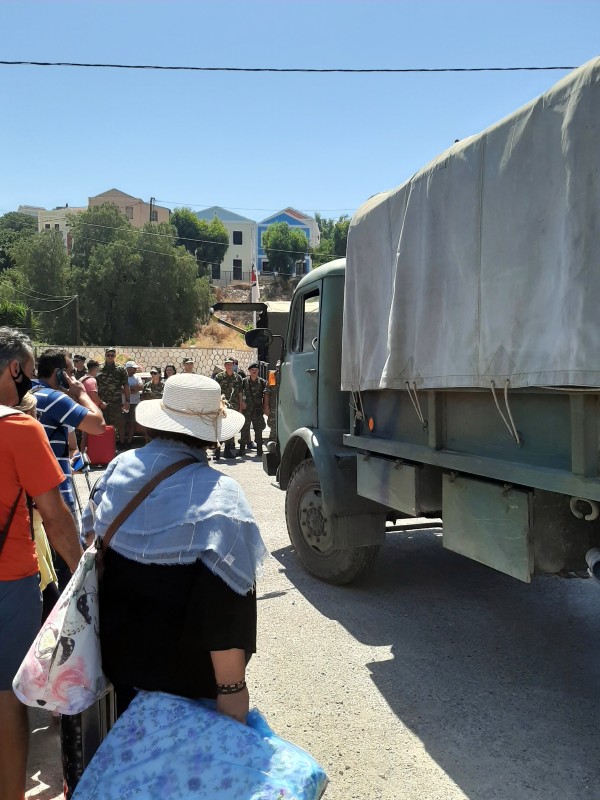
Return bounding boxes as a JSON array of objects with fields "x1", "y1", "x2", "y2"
[{"x1": 105, "y1": 353, "x2": 116, "y2": 357}]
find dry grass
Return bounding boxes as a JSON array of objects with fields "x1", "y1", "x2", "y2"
[{"x1": 182, "y1": 321, "x2": 251, "y2": 350}]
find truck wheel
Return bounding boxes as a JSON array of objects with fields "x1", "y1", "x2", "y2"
[{"x1": 285, "y1": 459, "x2": 380, "y2": 585}]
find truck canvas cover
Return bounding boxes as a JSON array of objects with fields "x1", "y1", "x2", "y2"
[{"x1": 341, "y1": 57, "x2": 600, "y2": 391}]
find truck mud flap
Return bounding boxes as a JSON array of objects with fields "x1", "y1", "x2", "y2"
[{"x1": 442, "y1": 474, "x2": 532, "y2": 583}]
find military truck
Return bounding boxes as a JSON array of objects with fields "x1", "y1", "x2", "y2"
[{"x1": 247, "y1": 57, "x2": 600, "y2": 585}]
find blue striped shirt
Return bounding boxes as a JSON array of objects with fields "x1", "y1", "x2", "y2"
[{"x1": 32, "y1": 381, "x2": 88, "y2": 505}]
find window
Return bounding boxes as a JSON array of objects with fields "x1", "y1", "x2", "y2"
[
  {"x1": 232, "y1": 230, "x2": 243, "y2": 245},
  {"x1": 232, "y1": 259, "x2": 242, "y2": 280},
  {"x1": 150, "y1": 209, "x2": 158, "y2": 222},
  {"x1": 125, "y1": 206, "x2": 134, "y2": 219},
  {"x1": 54, "y1": 223, "x2": 60, "y2": 230},
  {"x1": 211, "y1": 263, "x2": 221, "y2": 280},
  {"x1": 290, "y1": 288, "x2": 320, "y2": 353},
  {"x1": 44, "y1": 224, "x2": 50, "y2": 229},
  {"x1": 303, "y1": 292, "x2": 320, "y2": 351},
  {"x1": 262, "y1": 260, "x2": 271, "y2": 273}
]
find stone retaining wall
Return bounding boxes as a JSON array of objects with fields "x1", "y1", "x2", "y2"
[{"x1": 51, "y1": 346, "x2": 255, "y2": 375}]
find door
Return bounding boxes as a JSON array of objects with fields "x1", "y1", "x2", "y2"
[{"x1": 278, "y1": 284, "x2": 321, "y2": 447}]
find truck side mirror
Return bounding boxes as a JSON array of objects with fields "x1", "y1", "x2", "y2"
[{"x1": 245, "y1": 328, "x2": 273, "y2": 348}]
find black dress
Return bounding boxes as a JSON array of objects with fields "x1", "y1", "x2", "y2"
[{"x1": 99, "y1": 548, "x2": 257, "y2": 715}]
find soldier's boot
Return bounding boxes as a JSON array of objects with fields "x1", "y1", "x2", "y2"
[
  {"x1": 213, "y1": 447, "x2": 221, "y2": 461},
  {"x1": 237, "y1": 444, "x2": 246, "y2": 457},
  {"x1": 256, "y1": 437, "x2": 263, "y2": 456},
  {"x1": 223, "y1": 442, "x2": 236, "y2": 459}
]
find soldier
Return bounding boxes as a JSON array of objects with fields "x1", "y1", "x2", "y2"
[
  {"x1": 72, "y1": 354, "x2": 87, "y2": 380},
  {"x1": 239, "y1": 363, "x2": 269, "y2": 457},
  {"x1": 96, "y1": 347, "x2": 130, "y2": 447},
  {"x1": 182, "y1": 357, "x2": 195, "y2": 374},
  {"x1": 141, "y1": 366, "x2": 165, "y2": 401},
  {"x1": 214, "y1": 358, "x2": 243, "y2": 459}
]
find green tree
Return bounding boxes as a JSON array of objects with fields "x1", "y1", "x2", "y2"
[
  {"x1": 80, "y1": 239, "x2": 142, "y2": 343},
  {"x1": 196, "y1": 275, "x2": 215, "y2": 325},
  {"x1": 262, "y1": 222, "x2": 310, "y2": 280},
  {"x1": 170, "y1": 208, "x2": 204, "y2": 257},
  {"x1": 171, "y1": 208, "x2": 229, "y2": 276},
  {"x1": 0, "y1": 212, "x2": 37, "y2": 272},
  {"x1": 312, "y1": 214, "x2": 350, "y2": 268},
  {"x1": 130, "y1": 223, "x2": 201, "y2": 345},
  {"x1": 11, "y1": 231, "x2": 73, "y2": 342},
  {"x1": 69, "y1": 203, "x2": 132, "y2": 270},
  {"x1": 70, "y1": 217, "x2": 208, "y2": 345}
]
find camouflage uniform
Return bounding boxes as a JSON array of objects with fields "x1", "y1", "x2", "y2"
[
  {"x1": 97, "y1": 362, "x2": 129, "y2": 429},
  {"x1": 240, "y1": 376, "x2": 267, "y2": 453},
  {"x1": 141, "y1": 380, "x2": 165, "y2": 401},
  {"x1": 214, "y1": 370, "x2": 243, "y2": 456}
]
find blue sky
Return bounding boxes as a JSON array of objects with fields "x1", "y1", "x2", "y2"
[{"x1": 1, "y1": 0, "x2": 598, "y2": 221}]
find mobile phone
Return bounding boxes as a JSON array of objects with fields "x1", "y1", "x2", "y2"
[
  {"x1": 71, "y1": 452, "x2": 85, "y2": 472},
  {"x1": 56, "y1": 368, "x2": 70, "y2": 390}
]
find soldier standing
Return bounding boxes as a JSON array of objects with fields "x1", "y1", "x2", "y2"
[
  {"x1": 96, "y1": 347, "x2": 130, "y2": 447},
  {"x1": 239, "y1": 363, "x2": 269, "y2": 457},
  {"x1": 141, "y1": 367, "x2": 165, "y2": 400},
  {"x1": 214, "y1": 358, "x2": 243, "y2": 459},
  {"x1": 72, "y1": 354, "x2": 87, "y2": 380}
]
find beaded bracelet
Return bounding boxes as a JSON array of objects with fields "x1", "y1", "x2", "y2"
[{"x1": 216, "y1": 679, "x2": 247, "y2": 695}]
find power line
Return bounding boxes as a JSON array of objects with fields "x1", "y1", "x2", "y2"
[
  {"x1": 28, "y1": 297, "x2": 77, "y2": 313},
  {"x1": 76, "y1": 221, "x2": 313, "y2": 258},
  {"x1": 0, "y1": 60, "x2": 576, "y2": 74},
  {"x1": 76, "y1": 232, "x2": 310, "y2": 264},
  {"x1": 7, "y1": 285, "x2": 74, "y2": 301}
]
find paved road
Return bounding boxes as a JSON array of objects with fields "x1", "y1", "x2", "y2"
[{"x1": 26, "y1": 454, "x2": 600, "y2": 799}]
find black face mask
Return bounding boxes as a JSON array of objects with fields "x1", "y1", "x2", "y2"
[{"x1": 13, "y1": 364, "x2": 33, "y2": 404}]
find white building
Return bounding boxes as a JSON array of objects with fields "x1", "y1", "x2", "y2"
[
  {"x1": 38, "y1": 206, "x2": 86, "y2": 252},
  {"x1": 195, "y1": 206, "x2": 256, "y2": 286}
]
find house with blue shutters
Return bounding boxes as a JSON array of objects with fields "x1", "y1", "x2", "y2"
[
  {"x1": 257, "y1": 207, "x2": 320, "y2": 276},
  {"x1": 195, "y1": 206, "x2": 256, "y2": 285}
]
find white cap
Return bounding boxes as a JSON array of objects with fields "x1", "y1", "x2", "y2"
[{"x1": 125, "y1": 360, "x2": 139, "y2": 369}]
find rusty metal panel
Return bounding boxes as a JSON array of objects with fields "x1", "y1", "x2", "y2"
[{"x1": 443, "y1": 475, "x2": 532, "y2": 582}]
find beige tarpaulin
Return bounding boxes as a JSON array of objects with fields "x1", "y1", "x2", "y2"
[{"x1": 342, "y1": 57, "x2": 600, "y2": 391}]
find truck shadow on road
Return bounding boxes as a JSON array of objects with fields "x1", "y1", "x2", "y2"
[{"x1": 272, "y1": 530, "x2": 600, "y2": 800}]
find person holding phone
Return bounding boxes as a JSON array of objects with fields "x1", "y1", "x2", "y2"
[{"x1": 32, "y1": 349, "x2": 105, "y2": 587}]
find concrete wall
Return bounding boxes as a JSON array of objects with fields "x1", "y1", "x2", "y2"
[{"x1": 53, "y1": 346, "x2": 254, "y2": 375}]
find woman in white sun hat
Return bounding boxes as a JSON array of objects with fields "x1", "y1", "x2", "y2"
[{"x1": 81, "y1": 375, "x2": 269, "y2": 723}]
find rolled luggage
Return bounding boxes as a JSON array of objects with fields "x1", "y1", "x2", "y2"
[
  {"x1": 86, "y1": 425, "x2": 116, "y2": 466},
  {"x1": 61, "y1": 689, "x2": 117, "y2": 799}
]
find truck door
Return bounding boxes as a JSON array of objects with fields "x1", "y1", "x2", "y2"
[{"x1": 278, "y1": 284, "x2": 321, "y2": 442}]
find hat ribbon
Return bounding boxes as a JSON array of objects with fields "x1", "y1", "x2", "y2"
[{"x1": 160, "y1": 396, "x2": 229, "y2": 430}]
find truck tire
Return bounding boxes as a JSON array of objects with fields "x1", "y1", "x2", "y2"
[{"x1": 285, "y1": 459, "x2": 380, "y2": 585}]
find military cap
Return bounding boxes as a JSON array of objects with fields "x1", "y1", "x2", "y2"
[
  {"x1": 73, "y1": 354, "x2": 86, "y2": 362},
  {"x1": 224, "y1": 357, "x2": 234, "y2": 364},
  {"x1": 248, "y1": 362, "x2": 259, "y2": 370},
  {"x1": 105, "y1": 346, "x2": 117, "y2": 354},
  {"x1": 182, "y1": 357, "x2": 195, "y2": 364}
]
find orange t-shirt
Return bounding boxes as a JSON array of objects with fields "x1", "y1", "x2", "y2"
[{"x1": 0, "y1": 414, "x2": 65, "y2": 581}]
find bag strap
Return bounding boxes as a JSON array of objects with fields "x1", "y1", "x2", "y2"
[
  {"x1": 101, "y1": 457, "x2": 197, "y2": 552},
  {"x1": 0, "y1": 488, "x2": 24, "y2": 558},
  {"x1": 0, "y1": 410, "x2": 27, "y2": 558}
]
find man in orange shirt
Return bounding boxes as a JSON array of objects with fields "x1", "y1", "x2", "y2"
[{"x1": 0, "y1": 327, "x2": 83, "y2": 800}]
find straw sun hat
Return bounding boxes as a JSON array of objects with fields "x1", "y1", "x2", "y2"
[{"x1": 136, "y1": 374, "x2": 245, "y2": 443}]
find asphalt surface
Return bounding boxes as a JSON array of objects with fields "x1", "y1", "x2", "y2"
[{"x1": 26, "y1": 452, "x2": 600, "y2": 800}]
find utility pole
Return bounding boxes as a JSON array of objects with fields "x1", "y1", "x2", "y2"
[{"x1": 74, "y1": 295, "x2": 81, "y2": 346}]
